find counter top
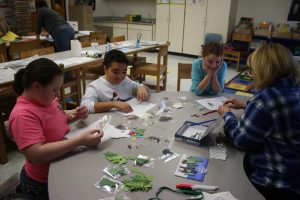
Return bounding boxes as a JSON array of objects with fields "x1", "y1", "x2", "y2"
[{"x1": 94, "y1": 16, "x2": 156, "y2": 26}]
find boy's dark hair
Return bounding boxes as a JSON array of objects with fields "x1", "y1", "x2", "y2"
[
  {"x1": 35, "y1": 0, "x2": 48, "y2": 9},
  {"x1": 201, "y1": 42, "x2": 224, "y2": 57},
  {"x1": 103, "y1": 49, "x2": 129, "y2": 68},
  {"x1": 14, "y1": 58, "x2": 63, "y2": 95}
]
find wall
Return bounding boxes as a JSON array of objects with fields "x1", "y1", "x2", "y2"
[
  {"x1": 93, "y1": 0, "x2": 156, "y2": 18},
  {"x1": 236, "y1": 0, "x2": 295, "y2": 26}
]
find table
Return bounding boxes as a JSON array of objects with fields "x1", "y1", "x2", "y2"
[{"x1": 48, "y1": 91, "x2": 264, "y2": 200}]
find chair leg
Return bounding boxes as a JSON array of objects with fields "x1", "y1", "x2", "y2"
[
  {"x1": 163, "y1": 72, "x2": 167, "y2": 91},
  {"x1": 0, "y1": 123, "x2": 8, "y2": 164},
  {"x1": 177, "y1": 78, "x2": 180, "y2": 91},
  {"x1": 156, "y1": 75, "x2": 160, "y2": 92},
  {"x1": 236, "y1": 56, "x2": 240, "y2": 72}
]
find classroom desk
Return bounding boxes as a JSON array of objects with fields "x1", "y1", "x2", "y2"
[{"x1": 48, "y1": 91, "x2": 264, "y2": 200}]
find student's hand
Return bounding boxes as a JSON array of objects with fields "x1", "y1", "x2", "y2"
[
  {"x1": 224, "y1": 97, "x2": 246, "y2": 109},
  {"x1": 203, "y1": 64, "x2": 213, "y2": 75},
  {"x1": 79, "y1": 129, "x2": 103, "y2": 147},
  {"x1": 114, "y1": 102, "x2": 133, "y2": 113},
  {"x1": 67, "y1": 106, "x2": 89, "y2": 121},
  {"x1": 137, "y1": 86, "x2": 150, "y2": 102},
  {"x1": 218, "y1": 105, "x2": 231, "y2": 116}
]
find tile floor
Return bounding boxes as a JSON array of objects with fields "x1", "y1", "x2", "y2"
[{"x1": 0, "y1": 52, "x2": 239, "y2": 185}]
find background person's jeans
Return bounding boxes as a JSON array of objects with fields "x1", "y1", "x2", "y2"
[{"x1": 51, "y1": 25, "x2": 75, "y2": 52}]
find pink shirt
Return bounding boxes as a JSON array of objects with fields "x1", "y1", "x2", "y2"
[{"x1": 9, "y1": 96, "x2": 69, "y2": 183}]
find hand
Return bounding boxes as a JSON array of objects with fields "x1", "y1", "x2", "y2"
[
  {"x1": 114, "y1": 102, "x2": 133, "y2": 113},
  {"x1": 68, "y1": 106, "x2": 89, "y2": 121},
  {"x1": 223, "y1": 98, "x2": 246, "y2": 109},
  {"x1": 79, "y1": 129, "x2": 103, "y2": 147},
  {"x1": 218, "y1": 105, "x2": 231, "y2": 116},
  {"x1": 203, "y1": 64, "x2": 213, "y2": 75},
  {"x1": 137, "y1": 86, "x2": 149, "y2": 102}
]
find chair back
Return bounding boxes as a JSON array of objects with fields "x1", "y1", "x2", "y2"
[
  {"x1": 9, "y1": 39, "x2": 39, "y2": 60},
  {"x1": 80, "y1": 41, "x2": 91, "y2": 48},
  {"x1": 38, "y1": 46, "x2": 54, "y2": 56},
  {"x1": 77, "y1": 35, "x2": 90, "y2": 42},
  {"x1": 232, "y1": 32, "x2": 252, "y2": 42},
  {"x1": 109, "y1": 35, "x2": 125, "y2": 43},
  {"x1": 177, "y1": 63, "x2": 192, "y2": 91},
  {"x1": 0, "y1": 43, "x2": 7, "y2": 62},
  {"x1": 90, "y1": 31, "x2": 105, "y2": 41},
  {"x1": 204, "y1": 33, "x2": 222, "y2": 44},
  {"x1": 20, "y1": 47, "x2": 54, "y2": 59},
  {"x1": 97, "y1": 37, "x2": 107, "y2": 45}
]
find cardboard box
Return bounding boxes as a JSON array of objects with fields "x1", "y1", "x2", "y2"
[
  {"x1": 235, "y1": 28, "x2": 252, "y2": 34},
  {"x1": 254, "y1": 29, "x2": 272, "y2": 37},
  {"x1": 272, "y1": 31, "x2": 292, "y2": 38}
]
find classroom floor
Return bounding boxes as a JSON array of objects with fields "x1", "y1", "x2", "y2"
[{"x1": 0, "y1": 52, "x2": 239, "y2": 186}]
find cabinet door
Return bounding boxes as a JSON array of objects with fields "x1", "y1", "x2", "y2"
[
  {"x1": 183, "y1": 0, "x2": 207, "y2": 56},
  {"x1": 169, "y1": 4, "x2": 185, "y2": 53},
  {"x1": 155, "y1": 4, "x2": 169, "y2": 43},
  {"x1": 128, "y1": 24, "x2": 153, "y2": 41},
  {"x1": 205, "y1": 0, "x2": 231, "y2": 43},
  {"x1": 113, "y1": 28, "x2": 127, "y2": 39}
]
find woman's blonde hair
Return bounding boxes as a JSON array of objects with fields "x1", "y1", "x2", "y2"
[{"x1": 249, "y1": 43, "x2": 300, "y2": 90}]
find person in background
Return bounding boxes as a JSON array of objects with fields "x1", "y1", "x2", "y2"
[
  {"x1": 81, "y1": 49, "x2": 150, "y2": 113},
  {"x1": 35, "y1": 0, "x2": 74, "y2": 52},
  {"x1": 191, "y1": 42, "x2": 227, "y2": 95},
  {"x1": 218, "y1": 43, "x2": 300, "y2": 200},
  {"x1": 9, "y1": 58, "x2": 103, "y2": 199}
]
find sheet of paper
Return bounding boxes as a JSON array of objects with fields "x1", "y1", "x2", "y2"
[
  {"x1": 65, "y1": 120, "x2": 130, "y2": 142},
  {"x1": 0, "y1": 68, "x2": 16, "y2": 83},
  {"x1": 202, "y1": 191, "x2": 238, "y2": 200},
  {"x1": 116, "y1": 98, "x2": 156, "y2": 117},
  {"x1": 196, "y1": 96, "x2": 227, "y2": 110}
]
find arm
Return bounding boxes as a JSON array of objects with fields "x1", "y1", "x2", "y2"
[
  {"x1": 136, "y1": 84, "x2": 150, "y2": 102},
  {"x1": 191, "y1": 60, "x2": 208, "y2": 95},
  {"x1": 211, "y1": 62, "x2": 227, "y2": 93},
  {"x1": 221, "y1": 98, "x2": 273, "y2": 151},
  {"x1": 24, "y1": 129, "x2": 103, "y2": 164},
  {"x1": 65, "y1": 106, "x2": 89, "y2": 123},
  {"x1": 35, "y1": 10, "x2": 43, "y2": 36}
]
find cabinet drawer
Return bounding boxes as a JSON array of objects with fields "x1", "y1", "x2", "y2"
[
  {"x1": 128, "y1": 24, "x2": 152, "y2": 31},
  {"x1": 113, "y1": 23, "x2": 127, "y2": 28}
]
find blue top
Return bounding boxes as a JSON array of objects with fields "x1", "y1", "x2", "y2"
[
  {"x1": 190, "y1": 58, "x2": 227, "y2": 95},
  {"x1": 223, "y1": 77, "x2": 300, "y2": 192}
]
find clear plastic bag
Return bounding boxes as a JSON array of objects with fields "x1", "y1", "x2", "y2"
[
  {"x1": 94, "y1": 176, "x2": 122, "y2": 194},
  {"x1": 159, "y1": 148, "x2": 180, "y2": 163},
  {"x1": 103, "y1": 165, "x2": 130, "y2": 179},
  {"x1": 133, "y1": 154, "x2": 155, "y2": 168}
]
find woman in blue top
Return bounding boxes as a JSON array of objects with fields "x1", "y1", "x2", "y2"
[
  {"x1": 218, "y1": 43, "x2": 300, "y2": 199},
  {"x1": 191, "y1": 42, "x2": 227, "y2": 95}
]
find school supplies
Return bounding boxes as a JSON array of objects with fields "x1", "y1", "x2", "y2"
[
  {"x1": 175, "y1": 118, "x2": 221, "y2": 145},
  {"x1": 174, "y1": 154, "x2": 209, "y2": 182},
  {"x1": 176, "y1": 183, "x2": 218, "y2": 191},
  {"x1": 195, "y1": 97, "x2": 227, "y2": 110},
  {"x1": 202, "y1": 109, "x2": 217, "y2": 115}
]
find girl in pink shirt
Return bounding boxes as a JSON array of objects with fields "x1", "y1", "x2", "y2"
[{"x1": 9, "y1": 58, "x2": 103, "y2": 199}]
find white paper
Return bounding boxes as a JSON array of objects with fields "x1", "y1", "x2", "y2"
[
  {"x1": 65, "y1": 120, "x2": 130, "y2": 142},
  {"x1": 116, "y1": 98, "x2": 156, "y2": 117},
  {"x1": 196, "y1": 96, "x2": 227, "y2": 110},
  {"x1": 203, "y1": 191, "x2": 238, "y2": 200},
  {"x1": 0, "y1": 68, "x2": 16, "y2": 83}
]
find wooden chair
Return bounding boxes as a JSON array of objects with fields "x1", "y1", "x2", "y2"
[
  {"x1": 109, "y1": 35, "x2": 147, "y2": 67},
  {"x1": 177, "y1": 63, "x2": 192, "y2": 91},
  {"x1": 97, "y1": 37, "x2": 107, "y2": 45},
  {"x1": 20, "y1": 47, "x2": 54, "y2": 59},
  {"x1": 59, "y1": 64, "x2": 82, "y2": 109},
  {"x1": 77, "y1": 35, "x2": 90, "y2": 42},
  {"x1": 81, "y1": 61, "x2": 104, "y2": 92},
  {"x1": 9, "y1": 39, "x2": 39, "y2": 60},
  {"x1": 0, "y1": 43, "x2": 7, "y2": 62},
  {"x1": 90, "y1": 31, "x2": 105, "y2": 41},
  {"x1": 224, "y1": 32, "x2": 252, "y2": 71},
  {"x1": 109, "y1": 35, "x2": 126, "y2": 43},
  {"x1": 0, "y1": 88, "x2": 17, "y2": 164},
  {"x1": 80, "y1": 41, "x2": 91, "y2": 48},
  {"x1": 131, "y1": 41, "x2": 170, "y2": 92}
]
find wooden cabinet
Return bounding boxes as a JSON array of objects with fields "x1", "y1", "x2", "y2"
[
  {"x1": 68, "y1": 6, "x2": 94, "y2": 30},
  {"x1": 113, "y1": 23, "x2": 128, "y2": 39},
  {"x1": 127, "y1": 24, "x2": 154, "y2": 41},
  {"x1": 156, "y1": 2, "x2": 185, "y2": 53},
  {"x1": 156, "y1": 0, "x2": 236, "y2": 56}
]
